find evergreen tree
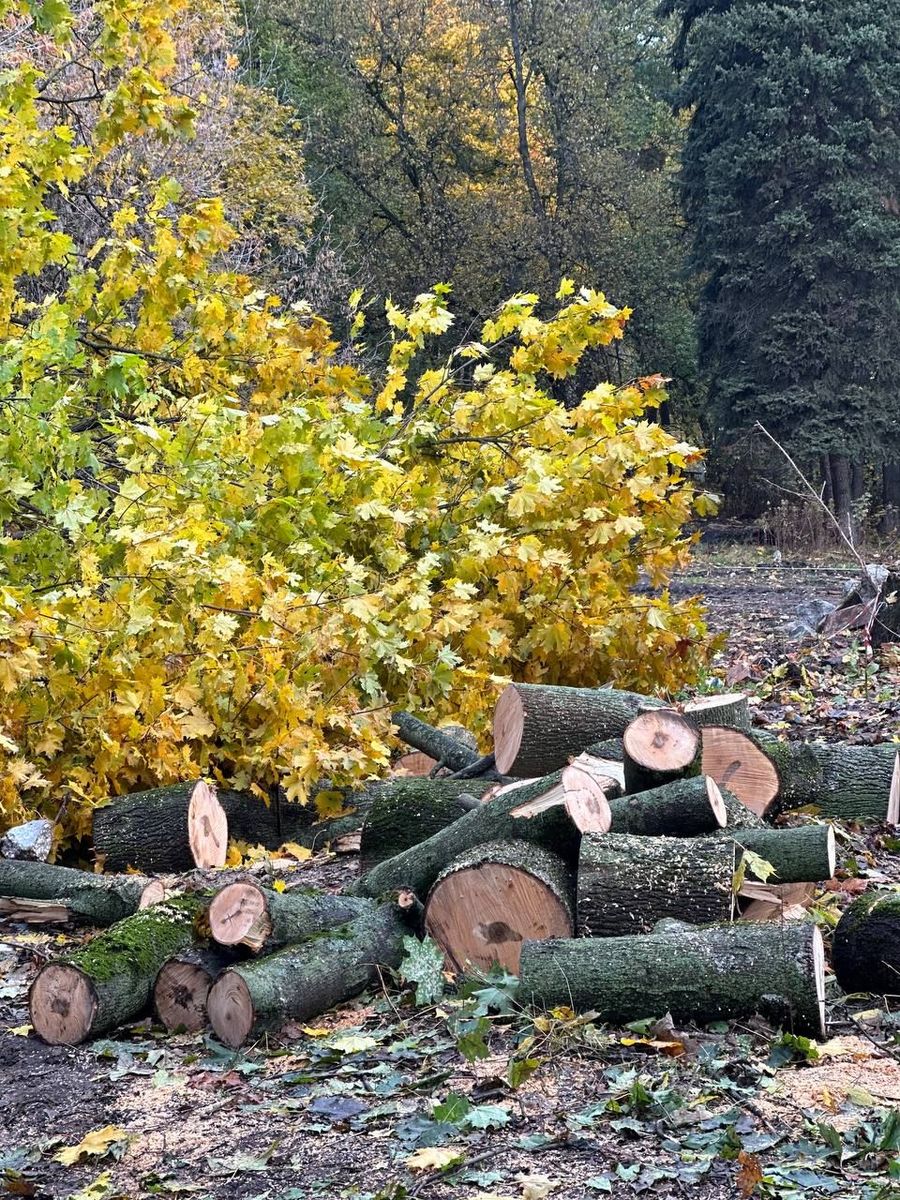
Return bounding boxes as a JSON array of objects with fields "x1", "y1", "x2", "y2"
[{"x1": 663, "y1": 0, "x2": 900, "y2": 530}]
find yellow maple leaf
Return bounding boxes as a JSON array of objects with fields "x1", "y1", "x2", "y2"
[
  {"x1": 278, "y1": 841, "x2": 312, "y2": 862},
  {"x1": 7, "y1": 1024, "x2": 32, "y2": 1036},
  {"x1": 404, "y1": 1146, "x2": 465, "y2": 1172},
  {"x1": 272, "y1": 879, "x2": 287, "y2": 893},
  {"x1": 53, "y1": 1125, "x2": 128, "y2": 1165}
]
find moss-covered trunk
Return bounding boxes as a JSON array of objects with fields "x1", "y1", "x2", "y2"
[
  {"x1": 832, "y1": 890, "x2": 900, "y2": 994},
  {"x1": 208, "y1": 882, "x2": 370, "y2": 953},
  {"x1": 0, "y1": 860, "x2": 156, "y2": 926},
  {"x1": 607, "y1": 776, "x2": 725, "y2": 837},
  {"x1": 359, "y1": 779, "x2": 489, "y2": 869},
  {"x1": 751, "y1": 733, "x2": 899, "y2": 821},
  {"x1": 725, "y1": 824, "x2": 836, "y2": 884}
]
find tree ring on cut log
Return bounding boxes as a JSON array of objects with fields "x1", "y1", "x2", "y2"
[
  {"x1": 187, "y1": 781, "x2": 228, "y2": 869},
  {"x1": 701, "y1": 727, "x2": 779, "y2": 817},
  {"x1": 208, "y1": 881, "x2": 271, "y2": 947},
  {"x1": 139, "y1": 879, "x2": 167, "y2": 909},
  {"x1": 493, "y1": 685, "x2": 525, "y2": 775},
  {"x1": 812, "y1": 925, "x2": 826, "y2": 1037},
  {"x1": 154, "y1": 960, "x2": 213, "y2": 1033},
  {"x1": 207, "y1": 971, "x2": 254, "y2": 1049},
  {"x1": 29, "y1": 963, "x2": 97, "y2": 1045},
  {"x1": 624, "y1": 710, "x2": 698, "y2": 771}
]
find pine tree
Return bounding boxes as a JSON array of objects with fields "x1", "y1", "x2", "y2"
[{"x1": 663, "y1": 0, "x2": 900, "y2": 530}]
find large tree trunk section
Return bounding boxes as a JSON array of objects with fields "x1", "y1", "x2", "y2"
[
  {"x1": 871, "y1": 571, "x2": 900, "y2": 651},
  {"x1": 728, "y1": 824, "x2": 836, "y2": 884},
  {"x1": 92, "y1": 781, "x2": 227, "y2": 873},
  {"x1": 701, "y1": 727, "x2": 780, "y2": 817},
  {"x1": 607, "y1": 776, "x2": 727, "y2": 837},
  {"x1": 215, "y1": 789, "x2": 317, "y2": 849},
  {"x1": 0, "y1": 861, "x2": 164, "y2": 926},
  {"x1": 207, "y1": 901, "x2": 410, "y2": 1048},
  {"x1": 153, "y1": 946, "x2": 240, "y2": 1033},
  {"x1": 519, "y1": 919, "x2": 826, "y2": 1036},
  {"x1": 718, "y1": 787, "x2": 767, "y2": 830},
  {"x1": 493, "y1": 683, "x2": 659, "y2": 777},
  {"x1": 622, "y1": 710, "x2": 701, "y2": 793},
  {"x1": 29, "y1": 894, "x2": 207, "y2": 1045},
  {"x1": 424, "y1": 841, "x2": 573, "y2": 975},
  {"x1": 350, "y1": 763, "x2": 601, "y2": 900},
  {"x1": 391, "y1": 712, "x2": 480, "y2": 774},
  {"x1": 208, "y1": 881, "x2": 369, "y2": 953},
  {"x1": 678, "y1": 693, "x2": 751, "y2": 732},
  {"x1": 577, "y1": 834, "x2": 736, "y2": 936},
  {"x1": 358, "y1": 779, "x2": 490, "y2": 870},
  {"x1": 832, "y1": 890, "x2": 900, "y2": 995}
]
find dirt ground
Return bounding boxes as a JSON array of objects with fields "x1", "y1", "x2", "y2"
[{"x1": 2, "y1": 551, "x2": 899, "y2": 1200}]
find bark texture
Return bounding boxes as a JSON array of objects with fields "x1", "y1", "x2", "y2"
[
  {"x1": 209, "y1": 882, "x2": 369, "y2": 953},
  {"x1": 726, "y1": 824, "x2": 836, "y2": 884},
  {"x1": 680, "y1": 693, "x2": 751, "y2": 732},
  {"x1": 0, "y1": 860, "x2": 157, "y2": 926},
  {"x1": 584, "y1": 737, "x2": 625, "y2": 762},
  {"x1": 392, "y1": 712, "x2": 480, "y2": 773},
  {"x1": 359, "y1": 779, "x2": 490, "y2": 869},
  {"x1": 92, "y1": 782, "x2": 225, "y2": 872},
  {"x1": 519, "y1": 919, "x2": 825, "y2": 1036},
  {"x1": 752, "y1": 732, "x2": 899, "y2": 820},
  {"x1": 832, "y1": 890, "x2": 900, "y2": 995},
  {"x1": 607, "y1": 776, "x2": 726, "y2": 837}
]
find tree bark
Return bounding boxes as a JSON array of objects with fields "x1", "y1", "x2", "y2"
[
  {"x1": 880, "y1": 461, "x2": 900, "y2": 534},
  {"x1": 829, "y1": 453, "x2": 854, "y2": 540},
  {"x1": 0, "y1": 860, "x2": 163, "y2": 926},
  {"x1": 391, "y1": 712, "x2": 480, "y2": 773},
  {"x1": 584, "y1": 737, "x2": 624, "y2": 762},
  {"x1": 425, "y1": 840, "x2": 573, "y2": 975},
  {"x1": 832, "y1": 890, "x2": 900, "y2": 995},
  {"x1": 821, "y1": 454, "x2": 834, "y2": 509},
  {"x1": 208, "y1": 881, "x2": 370, "y2": 953},
  {"x1": 726, "y1": 823, "x2": 836, "y2": 884},
  {"x1": 207, "y1": 901, "x2": 410, "y2": 1048},
  {"x1": 29, "y1": 894, "x2": 207, "y2": 1044},
  {"x1": 622, "y1": 710, "x2": 701, "y2": 793},
  {"x1": 359, "y1": 779, "x2": 489, "y2": 869},
  {"x1": 678, "y1": 693, "x2": 751, "y2": 732},
  {"x1": 519, "y1": 919, "x2": 826, "y2": 1036},
  {"x1": 871, "y1": 571, "x2": 900, "y2": 651},
  {"x1": 607, "y1": 776, "x2": 727, "y2": 837},
  {"x1": 153, "y1": 945, "x2": 240, "y2": 1033},
  {"x1": 92, "y1": 781, "x2": 227, "y2": 872},
  {"x1": 577, "y1": 833, "x2": 736, "y2": 936},
  {"x1": 851, "y1": 461, "x2": 866, "y2": 503},
  {"x1": 493, "y1": 683, "x2": 659, "y2": 777}
]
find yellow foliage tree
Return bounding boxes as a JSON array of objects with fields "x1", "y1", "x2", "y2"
[{"x1": 0, "y1": 0, "x2": 715, "y2": 842}]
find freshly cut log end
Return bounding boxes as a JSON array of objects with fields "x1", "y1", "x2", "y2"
[
  {"x1": 890, "y1": 754, "x2": 900, "y2": 825},
  {"x1": 153, "y1": 948, "x2": 237, "y2": 1033},
  {"x1": 701, "y1": 727, "x2": 779, "y2": 817},
  {"x1": 187, "y1": 781, "x2": 228, "y2": 869},
  {"x1": 208, "y1": 881, "x2": 368, "y2": 954},
  {"x1": 623, "y1": 710, "x2": 700, "y2": 793},
  {"x1": 680, "y1": 693, "x2": 751, "y2": 731},
  {"x1": 607, "y1": 776, "x2": 726, "y2": 838},
  {"x1": 139, "y1": 879, "x2": 167, "y2": 909},
  {"x1": 208, "y1": 882, "x2": 271, "y2": 951},
  {"x1": 832, "y1": 890, "x2": 900, "y2": 995},
  {"x1": 393, "y1": 751, "x2": 437, "y2": 777},
  {"x1": 206, "y1": 970, "x2": 254, "y2": 1048},
  {"x1": 92, "y1": 780, "x2": 228, "y2": 873},
  {"x1": 425, "y1": 840, "x2": 573, "y2": 975},
  {"x1": 29, "y1": 964, "x2": 97, "y2": 1046},
  {"x1": 739, "y1": 882, "x2": 815, "y2": 922},
  {"x1": 509, "y1": 760, "x2": 613, "y2": 834},
  {"x1": 493, "y1": 684, "x2": 527, "y2": 775}
]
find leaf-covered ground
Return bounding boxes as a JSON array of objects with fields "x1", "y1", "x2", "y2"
[{"x1": 2, "y1": 551, "x2": 899, "y2": 1200}]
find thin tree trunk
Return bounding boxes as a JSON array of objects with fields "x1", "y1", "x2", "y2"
[
  {"x1": 851, "y1": 462, "x2": 865, "y2": 503},
  {"x1": 829, "y1": 453, "x2": 854, "y2": 541},
  {"x1": 881, "y1": 461, "x2": 900, "y2": 534},
  {"x1": 820, "y1": 454, "x2": 833, "y2": 508}
]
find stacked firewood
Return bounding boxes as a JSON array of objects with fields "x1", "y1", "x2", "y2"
[{"x1": 4, "y1": 684, "x2": 899, "y2": 1050}]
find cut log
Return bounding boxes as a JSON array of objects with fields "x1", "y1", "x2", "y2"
[
  {"x1": 703, "y1": 728, "x2": 900, "y2": 821},
  {"x1": 92, "y1": 781, "x2": 227, "y2": 873},
  {"x1": 832, "y1": 890, "x2": 900, "y2": 995},
  {"x1": 424, "y1": 840, "x2": 573, "y2": 975},
  {"x1": 718, "y1": 787, "x2": 767, "y2": 829},
  {"x1": 350, "y1": 763, "x2": 601, "y2": 900},
  {"x1": 208, "y1": 881, "x2": 368, "y2": 953},
  {"x1": 577, "y1": 833, "x2": 736, "y2": 936},
  {"x1": 493, "y1": 683, "x2": 660, "y2": 777},
  {"x1": 207, "y1": 900, "x2": 410, "y2": 1048},
  {"x1": 607, "y1": 776, "x2": 727, "y2": 837},
  {"x1": 216, "y1": 788, "x2": 315, "y2": 849},
  {"x1": 728, "y1": 824, "x2": 836, "y2": 884},
  {"x1": 391, "y1": 712, "x2": 480, "y2": 773},
  {"x1": 0, "y1": 860, "x2": 164, "y2": 926},
  {"x1": 623, "y1": 710, "x2": 701, "y2": 794},
  {"x1": 584, "y1": 737, "x2": 624, "y2": 762},
  {"x1": 508, "y1": 754, "x2": 621, "y2": 833},
  {"x1": 679, "y1": 693, "x2": 751, "y2": 731},
  {"x1": 153, "y1": 946, "x2": 240, "y2": 1033},
  {"x1": 519, "y1": 919, "x2": 826, "y2": 1036},
  {"x1": 359, "y1": 779, "x2": 491, "y2": 870},
  {"x1": 29, "y1": 894, "x2": 207, "y2": 1045}
]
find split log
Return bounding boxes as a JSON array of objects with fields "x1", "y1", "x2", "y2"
[
  {"x1": 832, "y1": 890, "x2": 900, "y2": 995},
  {"x1": 350, "y1": 763, "x2": 605, "y2": 900},
  {"x1": 29, "y1": 894, "x2": 207, "y2": 1045},
  {"x1": 702, "y1": 728, "x2": 900, "y2": 821},
  {"x1": 391, "y1": 712, "x2": 480, "y2": 774},
  {"x1": 424, "y1": 840, "x2": 573, "y2": 975},
  {"x1": 727, "y1": 824, "x2": 836, "y2": 884},
  {"x1": 359, "y1": 779, "x2": 490, "y2": 870},
  {"x1": 577, "y1": 833, "x2": 736, "y2": 936},
  {"x1": 0, "y1": 860, "x2": 164, "y2": 926},
  {"x1": 493, "y1": 683, "x2": 660, "y2": 777},
  {"x1": 208, "y1": 881, "x2": 368, "y2": 953},
  {"x1": 507, "y1": 754, "x2": 622, "y2": 833},
  {"x1": 92, "y1": 781, "x2": 227, "y2": 873},
  {"x1": 739, "y1": 881, "x2": 815, "y2": 922},
  {"x1": 519, "y1": 919, "x2": 826, "y2": 1036},
  {"x1": 623, "y1": 710, "x2": 701, "y2": 794},
  {"x1": 207, "y1": 900, "x2": 410, "y2": 1048},
  {"x1": 607, "y1": 776, "x2": 727, "y2": 837},
  {"x1": 678, "y1": 693, "x2": 751, "y2": 731},
  {"x1": 153, "y1": 946, "x2": 240, "y2": 1033}
]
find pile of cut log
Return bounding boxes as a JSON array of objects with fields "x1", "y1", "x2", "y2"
[{"x1": 4, "y1": 684, "x2": 899, "y2": 1050}]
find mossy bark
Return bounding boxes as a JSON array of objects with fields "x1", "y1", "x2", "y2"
[
  {"x1": 607, "y1": 777, "x2": 724, "y2": 837},
  {"x1": 0, "y1": 860, "x2": 153, "y2": 926},
  {"x1": 350, "y1": 769, "x2": 580, "y2": 900},
  {"x1": 584, "y1": 738, "x2": 625, "y2": 762},
  {"x1": 519, "y1": 919, "x2": 825, "y2": 1036},
  {"x1": 359, "y1": 779, "x2": 489, "y2": 869},
  {"x1": 209, "y1": 901, "x2": 409, "y2": 1047},
  {"x1": 30, "y1": 894, "x2": 207, "y2": 1043},
  {"x1": 751, "y1": 732, "x2": 898, "y2": 820},
  {"x1": 392, "y1": 712, "x2": 480, "y2": 773},
  {"x1": 92, "y1": 783, "x2": 215, "y2": 873},
  {"x1": 832, "y1": 890, "x2": 900, "y2": 994},
  {"x1": 578, "y1": 833, "x2": 736, "y2": 936},
  {"x1": 726, "y1": 825, "x2": 835, "y2": 884},
  {"x1": 719, "y1": 787, "x2": 767, "y2": 829},
  {"x1": 211, "y1": 883, "x2": 370, "y2": 953},
  {"x1": 680, "y1": 694, "x2": 751, "y2": 731}
]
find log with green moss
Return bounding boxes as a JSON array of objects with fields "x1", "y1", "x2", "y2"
[
  {"x1": 0, "y1": 860, "x2": 164, "y2": 926},
  {"x1": 726, "y1": 823, "x2": 837, "y2": 884},
  {"x1": 29, "y1": 894, "x2": 208, "y2": 1044},
  {"x1": 359, "y1": 779, "x2": 489, "y2": 869},
  {"x1": 349, "y1": 764, "x2": 604, "y2": 900},
  {"x1": 391, "y1": 712, "x2": 480, "y2": 773},
  {"x1": 519, "y1": 918, "x2": 826, "y2": 1036},
  {"x1": 92, "y1": 780, "x2": 227, "y2": 873},
  {"x1": 832, "y1": 890, "x2": 900, "y2": 995},
  {"x1": 153, "y1": 945, "x2": 241, "y2": 1033},
  {"x1": 206, "y1": 900, "x2": 410, "y2": 1048},
  {"x1": 607, "y1": 776, "x2": 727, "y2": 837},
  {"x1": 623, "y1": 710, "x2": 702, "y2": 794},
  {"x1": 577, "y1": 833, "x2": 736, "y2": 936},
  {"x1": 493, "y1": 683, "x2": 661, "y2": 777},
  {"x1": 208, "y1": 880, "x2": 369, "y2": 953}
]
